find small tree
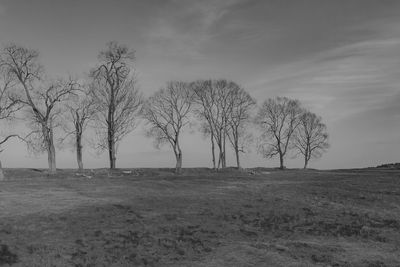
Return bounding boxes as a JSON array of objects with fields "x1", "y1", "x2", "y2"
[
  {"x1": 1, "y1": 44, "x2": 78, "y2": 173},
  {"x1": 90, "y1": 42, "x2": 143, "y2": 169},
  {"x1": 62, "y1": 87, "x2": 96, "y2": 170},
  {"x1": 0, "y1": 67, "x2": 21, "y2": 180},
  {"x1": 293, "y1": 111, "x2": 329, "y2": 169},
  {"x1": 142, "y1": 81, "x2": 193, "y2": 173},
  {"x1": 226, "y1": 86, "x2": 256, "y2": 169},
  {"x1": 255, "y1": 97, "x2": 302, "y2": 169}
]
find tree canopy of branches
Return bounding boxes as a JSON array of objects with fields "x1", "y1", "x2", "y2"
[
  {"x1": 0, "y1": 44, "x2": 78, "y2": 173},
  {"x1": 226, "y1": 86, "x2": 256, "y2": 169},
  {"x1": 0, "y1": 69, "x2": 20, "y2": 123},
  {"x1": 62, "y1": 87, "x2": 96, "y2": 170},
  {"x1": 255, "y1": 96, "x2": 302, "y2": 169},
  {"x1": 0, "y1": 63, "x2": 22, "y2": 179},
  {"x1": 90, "y1": 42, "x2": 143, "y2": 169},
  {"x1": 192, "y1": 79, "x2": 240, "y2": 169},
  {"x1": 293, "y1": 111, "x2": 329, "y2": 169},
  {"x1": 142, "y1": 81, "x2": 193, "y2": 173}
]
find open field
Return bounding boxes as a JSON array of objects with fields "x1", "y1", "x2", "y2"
[{"x1": 0, "y1": 168, "x2": 400, "y2": 266}]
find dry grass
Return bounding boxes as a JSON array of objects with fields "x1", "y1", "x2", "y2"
[{"x1": 0, "y1": 168, "x2": 399, "y2": 266}]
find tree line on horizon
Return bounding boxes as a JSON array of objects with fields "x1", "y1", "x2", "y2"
[{"x1": 0, "y1": 42, "x2": 329, "y2": 176}]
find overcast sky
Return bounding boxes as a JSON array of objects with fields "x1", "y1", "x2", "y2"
[{"x1": 0, "y1": 0, "x2": 399, "y2": 169}]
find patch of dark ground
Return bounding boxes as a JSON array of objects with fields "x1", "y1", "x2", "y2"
[
  {"x1": 0, "y1": 244, "x2": 18, "y2": 265},
  {"x1": 0, "y1": 168, "x2": 399, "y2": 266},
  {"x1": 0, "y1": 203, "x2": 222, "y2": 266}
]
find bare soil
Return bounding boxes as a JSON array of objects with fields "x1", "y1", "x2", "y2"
[{"x1": 0, "y1": 168, "x2": 400, "y2": 266}]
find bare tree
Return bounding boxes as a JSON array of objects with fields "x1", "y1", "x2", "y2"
[
  {"x1": 255, "y1": 97, "x2": 302, "y2": 169},
  {"x1": 226, "y1": 86, "x2": 256, "y2": 169},
  {"x1": 192, "y1": 79, "x2": 238, "y2": 169},
  {"x1": 0, "y1": 44, "x2": 78, "y2": 173},
  {"x1": 62, "y1": 87, "x2": 96, "y2": 170},
  {"x1": 90, "y1": 42, "x2": 143, "y2": 169},
  {"x1": 142, "y1": 81, "x2": 193, "y2": 173},
  {"x1": 293, "y1": 111, "x2": 329, "y2": 169},
  {"x1": 0, "y1": 66, "x2": 22, "y2": 180},
  {"x1": 192, "y1": 80, "x2": 217, "y2": 169},
  {"x1": 213, "y1": 80, "x2": 236, "y2": 169}
]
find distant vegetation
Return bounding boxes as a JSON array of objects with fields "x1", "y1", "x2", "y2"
[
  {"x1": 0, "y1": 41, "x2": 329, "y2": 174},
  {"x1": 376, "y1": 163, "x2": 400, "y2": 169}
]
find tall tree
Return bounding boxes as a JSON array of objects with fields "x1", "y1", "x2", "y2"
[
  {"x1": 62, "y1": 87, "x2": 96, "y2": 170},
  {"x1": 0, "y1": 65, "x2": 22, "y2": 180},
  {"x1": 213, "y1": 80, "x2": 236, "y2": 168},
  {"x1": 293, "y1": 111, "x2": 329, "y2": 169},
  {"x1": 192, "y1": 79, "x2": 237, "y2": 169},
  {"x1": 192, "y1": 80, "x2": 217, "y2": 169},
  {"x1": 90, "y1": 42, "x2": 143, "y2": 169},
  {"x1": 1, "y1": 44, "x2": 77, "y2": 173},
  {"x1": 255, "y1": 97, "x2": 302, "y2": 169},
  {"x1": 226, "y1": 86, "x2": 256, "y2": 169},
  {"x1": 142, "y1": 81, "x2": 193, "y2": 173}
]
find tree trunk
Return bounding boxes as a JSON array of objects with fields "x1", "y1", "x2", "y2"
[
  {"x1": 175, "y1": 151, "x2": 182, "y2": 173},
  {"x1": 217, "y1": 131, "x2": 224, "y2": 169},
  {"x1": 222, "y1": 132, "x2": 226, "y2": 168},
  {"x1": 211, "y1": 131, "x2": 216, "y2": 169},
  {"x1": 48, "y1": 146, "x2": 56, "y2": 174},
  {"x1": 303, "y1": 159, "x2": 308, "y2": 169},
  {"x1": 303, "y1": 151, "x2": 308, "y2": 169},
  {"x1": 108, "y1": 98, "x2": 116, "y2": 169},
  {"x1": 279, "y1": 154, "x2": 284, "y2": 170},
  {"x1": 108, "y1": 130, "x2": 116, "y2": 169},
  {"x1": 221, "y1": 151, "x2": 226, "y2": 168},
  {"x1": 76, "y1": 132, "x2": 83, "y2": 171},
  {"x1": 109, "y1": 142, "x2": 116, "y2": 169},
  {"x1": 47, "y1": 142, "x2": 57, "y2": 174},
  {"x1": 46, "y1": 126, "x2": 57, "y2": 174},
  {"x1": 0, "y1": 160, "x2": 4, "y2": 181},
  {"x1": 234, "y1": 133, "x2": 241, "y2": 169},
  {"x1": 217, "y1": 147, "x2": 222, "y2": 169},
  {"x1": 235, "y1": 147, "x2": 241, "y2": 169}
]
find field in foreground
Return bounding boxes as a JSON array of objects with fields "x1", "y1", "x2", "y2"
[{"x1": 0, "y1": 168, "x2": 400, "y2": 267}]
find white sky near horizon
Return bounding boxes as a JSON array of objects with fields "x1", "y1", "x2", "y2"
[{"x1": 0, "y1": 0, "x2": 399, "y2": 169}]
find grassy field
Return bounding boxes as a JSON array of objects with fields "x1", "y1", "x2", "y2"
[{"x1": 0, "y1": 168, "x2": 399, "y2": 267}]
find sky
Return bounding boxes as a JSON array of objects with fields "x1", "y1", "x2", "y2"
[{"x1": 0, "y1": 0, "x2": 399, "y2": 169}]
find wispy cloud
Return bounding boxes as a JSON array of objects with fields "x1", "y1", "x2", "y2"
[
  {"x1": 251, "y1": 20, "x2": 400, "y2": 120},
  {"x1": 143, "y1": 0, "x2": 242, "y2": 58}
]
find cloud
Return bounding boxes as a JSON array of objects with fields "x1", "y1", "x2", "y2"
[
  {"x1": 251, "y1": 27, "x2": 400, "y2": 118},
  {"x1": 170, "y1": 0, "x2": 239, "y2": 30},
  {"x1": 144, "y1": 0, "x2": 241, "y2": 53}
]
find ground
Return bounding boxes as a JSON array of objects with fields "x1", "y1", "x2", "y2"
[{"x1": 0, "y1": 167, "x2": 399, "y2": 267}]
